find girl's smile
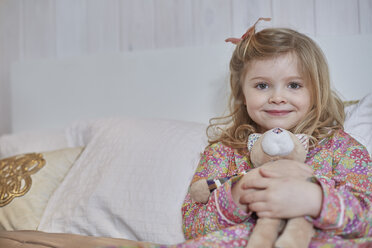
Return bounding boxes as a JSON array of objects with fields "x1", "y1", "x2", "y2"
[
  {"x1": 264, "y1": 110, "x2": 293, "y2": 116},
  {"x1": 242, "y1": 52, "x2": 312, "y2": 132}
]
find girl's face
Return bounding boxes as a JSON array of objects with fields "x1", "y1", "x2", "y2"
[{"x1": 242, "y1": 52, "x2": 312, "y2": 132}]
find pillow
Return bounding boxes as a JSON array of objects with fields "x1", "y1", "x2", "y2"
[
  {"x1": 38, "y1": 118, "x2": 208, "y2": 244},
  {"x1": 0, "y1": 130, "x2": 68, "y2": 159},
  {"x1": 344, "y1": 93, "x2": 372, "y2": 156},
  {"x1": 0, "y1": 147, "x2": 84, "y2": 230}
]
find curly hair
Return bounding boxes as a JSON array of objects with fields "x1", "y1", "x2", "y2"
[{"x1": 207, "y1": 28, "x2": 345, "y2": 154}]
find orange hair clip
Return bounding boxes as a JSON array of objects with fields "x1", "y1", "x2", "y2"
[{"x1": 225, "y1": 17, "x2": 271, "y2": 44}]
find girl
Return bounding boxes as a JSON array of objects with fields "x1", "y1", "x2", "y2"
[{"x1": 180, "y1": 19, "x2": 372, "y2": 247}]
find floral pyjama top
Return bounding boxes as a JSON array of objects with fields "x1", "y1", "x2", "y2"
[{"x1": 177, "y1": 129, "x2": 372, "y2": 248}]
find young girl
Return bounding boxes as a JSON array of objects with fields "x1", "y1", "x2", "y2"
[{"x1": 180, "y1": 19, "x2": 372, "y2": 247}]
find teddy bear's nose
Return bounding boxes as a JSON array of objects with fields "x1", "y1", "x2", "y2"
[
  {"x1": 262, "y1": 128, "x2": 294, "y2": 156},
  {"x1": 272, "y1": 127, "x2": 284, "y2": 134}
]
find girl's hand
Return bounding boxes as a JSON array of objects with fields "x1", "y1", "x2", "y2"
[
  {"x1": 240, "y1": 168, "x2": 323, "y2": 219},
  {"x1": 258, "y1": 159, "x2": 314, "y2": 180},
  {"x1": 232, "y1": 160, "x2": 322, "y2": 218},
  {"x1": 231, "y1": 168, "x2": 261, "y2": 212}
]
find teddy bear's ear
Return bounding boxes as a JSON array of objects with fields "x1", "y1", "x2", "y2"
[
  {"x1": 295, "y1": 134, "x2": 310, "y2": 151},
  {"x1": 247, "y1": 133, "x2": 262, "y2": 151}
]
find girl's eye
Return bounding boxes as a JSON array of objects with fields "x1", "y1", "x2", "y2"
[
  {"x1": 288, "y1": 82, "x2": 301, "y2": 89},
  {"x1": 256, "y1": 83, "x2": 268, "y2": 90}
]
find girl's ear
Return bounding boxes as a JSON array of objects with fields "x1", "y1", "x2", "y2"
[
  {"x1": 295, "y1": 134, "x2": 310, "y2": 151},
  {"x1": 247, "y1": 133, "x2": 261, "y2": 151}
]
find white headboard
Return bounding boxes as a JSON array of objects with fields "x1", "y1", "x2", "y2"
[{"x1": 10, "y1": 35, "x2": 372, "y2": 133}]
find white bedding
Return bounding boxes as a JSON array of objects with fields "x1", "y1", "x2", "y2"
[
  {"x1": 0, "y1": 130, "x2": 67, "y2": 159},
  {"x1": 344, "y1": 93, "x2": 372, "y2": 155},
  {"x1": 38, "y1": 118, "x2": 207, "y2": 244}
]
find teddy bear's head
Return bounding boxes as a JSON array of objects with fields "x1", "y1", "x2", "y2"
[{"x1": 248, "y1": 127, "x2": 309, "y2": 167}]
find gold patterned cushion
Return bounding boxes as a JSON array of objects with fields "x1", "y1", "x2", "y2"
[{"x1": 0, "y1": 147, "x2": 83, "y2": 230}]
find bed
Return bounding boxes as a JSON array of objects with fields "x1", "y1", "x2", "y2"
[{"x1": 0, "y1": 34, "x2": 371, "y2": 247}]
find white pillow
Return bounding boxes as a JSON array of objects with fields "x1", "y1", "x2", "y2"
[
  {"x1": 344, "y1": 93, "x2": 372, "y2": 156},
  {"x1": 0, "y1": 130, "x2": 68, "y2": 159},
  {"x1": 38, "y1": 118, "x2": 208, "y2": 244}
]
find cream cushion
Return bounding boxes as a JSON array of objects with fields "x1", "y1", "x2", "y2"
[{"x1": 0, "y1": 147, "x2": 83, "y2": 230}]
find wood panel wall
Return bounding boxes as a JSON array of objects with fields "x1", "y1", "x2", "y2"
[{"x1": 0, "y1": 0, "x2": 371, "y2": 134}]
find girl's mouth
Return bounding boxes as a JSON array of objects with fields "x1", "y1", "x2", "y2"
[{"x1": 265, "y1": 110, "x2": 292, "y2": 116}]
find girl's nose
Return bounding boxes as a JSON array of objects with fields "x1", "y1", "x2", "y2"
[{"x1": 269, "y1": 91, "x2": 287, "y2": 104}]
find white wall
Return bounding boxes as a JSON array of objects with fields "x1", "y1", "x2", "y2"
[
  {"x1": 0, "y1": 0, "x2": 372, "y2": 134},
  {"x1": 10, "y1": 45, "x2": 233, "y2": 132}
]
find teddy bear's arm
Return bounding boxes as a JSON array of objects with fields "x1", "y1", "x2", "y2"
[{"x1": 190, "y1": 175, "x2": 244, "y2": 203}]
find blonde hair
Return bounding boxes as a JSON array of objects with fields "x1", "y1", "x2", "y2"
[{"x1": 208, "y1": 28, "x2": 345, "y2": 153}]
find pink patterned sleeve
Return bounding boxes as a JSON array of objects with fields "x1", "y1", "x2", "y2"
[
  {"x1": 181, "y1": 143, "x2": 251, "y2": 239},
  {"x1": 307, "y1": 130, "x2": 372, "y2": 238}
]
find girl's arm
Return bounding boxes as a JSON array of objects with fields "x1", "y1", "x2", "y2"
[
  {"x1": 307, "y1": 130, "x2": 372, "y2": 238},
  {"x1": 182, "y1": 143, "x2": 251, "y2": 239}
]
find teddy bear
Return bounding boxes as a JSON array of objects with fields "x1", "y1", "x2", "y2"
[{"x1": 189, "y1": 127, "x2": 315, "y2": 248}]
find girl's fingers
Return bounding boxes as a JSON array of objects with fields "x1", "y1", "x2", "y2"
[
  {"x1": 255, "y1": 211, "x2": 272, "y2": 218},
  {"x1": 260, "y1": 161, "x2": 314, "y2": 179},
  {"x1": 259, "y1": 167, "x2": 279, "y2": 178},
  {"x1": 242, "y1": 177, "x2": 269, "y2": 189},
  {"x1": 239, "y1": 190, "x2": 266, "y2": 204},
  {"x1": 247, "y1": 201, "x2": 270, "y2": 213}
]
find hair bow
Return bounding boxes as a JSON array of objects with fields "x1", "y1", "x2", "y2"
[{"x1": 225, "y1": 17, "x2": 271, "y2": 44}]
